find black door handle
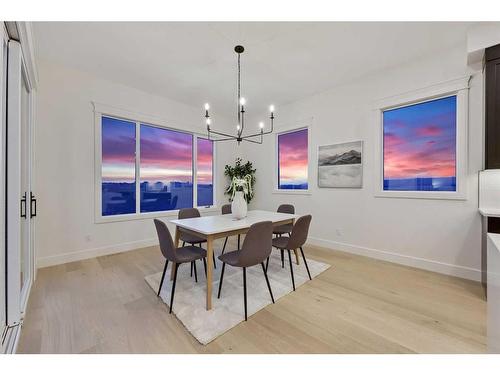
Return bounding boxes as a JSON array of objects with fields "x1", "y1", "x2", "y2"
[
  {"x1": 30, "y1": 192, "x2": 37, "y2": 218},
  {"x1": 20, "y1": 192, "x2": 27, "y2": 218}
]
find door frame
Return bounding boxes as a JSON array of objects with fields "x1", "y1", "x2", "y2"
[{"x1": 0, "y1": 22, "x2": 8, "y2": 352}]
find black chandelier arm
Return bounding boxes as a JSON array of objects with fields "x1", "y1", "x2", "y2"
[
  {"x1": 208, "y1": 129, "x2": 237, "y2": 139},
  {"x1": 240, "y1": 132, "x2": 263, "y2": 139},
  {"x1": 211, "y1": 136, "x2": 240, "y2": 142},
  {"x1": 240, "y1": 116, "x2": 274, "y2": 139},
  {"x1": 242, "y1": 137, "x2": 263, "y2": 144}
]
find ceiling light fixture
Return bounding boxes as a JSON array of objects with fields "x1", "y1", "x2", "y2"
[{"x1": 204, "y1": 45, "x2": 274, "y2": 145}]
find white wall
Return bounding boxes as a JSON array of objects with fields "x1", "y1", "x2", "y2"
[
  {"x1": 35, "y1": 60, "x2": 237, "y2": 267},
  {"x1": 241, "y1": 44, "x2": 484, "y2": 280}
]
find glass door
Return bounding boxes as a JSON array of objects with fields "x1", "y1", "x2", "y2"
[
  {"x1": 6, "y1": 39, "x2": 33, "y2": 327},
  {"x1": 19, "y1": 64, "x2": 32, "y2": 310}
]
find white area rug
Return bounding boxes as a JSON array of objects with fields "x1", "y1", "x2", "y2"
[{"x1": 145, "y1": 250, "x2": 330, "y2": 345}]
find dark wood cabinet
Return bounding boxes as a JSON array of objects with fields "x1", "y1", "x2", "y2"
[
  {"x1": 483, "y1": 44, "x2": 500, "y2": 292},
  {"x1": 485, "y1": 44, "x2": 500, "y2": 169}
]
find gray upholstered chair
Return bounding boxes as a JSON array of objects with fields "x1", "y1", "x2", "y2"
[
  {"x1": 154, "y1": 219, "x2": 207, "y2": 313},
  {"x1": 270, "y1": 215, "x2": 312, "y2": 291},
  {"x1": 221, "y1": 204, "x2": 241, "y2": 253},
  {"x1": 178, "y1": 208, "x2": 216, "y2": 271},
  {"x1": 217, "y1": 221, "x2": 275, "y2": 321},
  {"x1": 273, "y1": 204, "x2": 295, "y2": 267}
]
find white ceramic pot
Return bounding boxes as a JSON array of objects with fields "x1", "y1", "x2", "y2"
[{"x1": 231, "y1": 191, "x2": 248, "y2": 219}]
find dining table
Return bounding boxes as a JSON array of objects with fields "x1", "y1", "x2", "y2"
[{"x1": 169, "y1": 209, "x2": 299, "y2": 310}]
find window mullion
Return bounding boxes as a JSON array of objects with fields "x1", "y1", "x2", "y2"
[
  {"x1": 135, "y1": 122, "x2": 140, "y2": 214},
  {"x1": 193, "y1": 135, "x2": 198, "y2": 208}
]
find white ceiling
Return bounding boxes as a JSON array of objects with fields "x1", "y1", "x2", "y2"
[{"x1": 33, "y1": 22, "x2": 475, "y2": 118}]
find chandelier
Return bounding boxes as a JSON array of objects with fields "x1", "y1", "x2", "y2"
[{"x1": 204, "y1": 45, "x2": 275, "y2": 145}]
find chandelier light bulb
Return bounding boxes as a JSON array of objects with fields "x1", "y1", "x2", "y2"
[
  {"x1": 204, "y1": 103, "x2": 210, "y2": 110},
  {"x1": 269, "y1": 105, "x2": 275, "y2": 112},
  {"x1": 259, "y1": 122, "x2": 264, "y2": 129},
  {"x1": 240, "y1": 97, "x2": 246, "y2": 106},
  {"x1": 237, "y1": 124, "x2": 241, "y2": 131},
  {"x1": 206, "y1": 118, "x2": 211, "y2": 125}
]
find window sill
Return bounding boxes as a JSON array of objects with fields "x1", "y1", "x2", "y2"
[
  {"x1": 272, "y1": 189, "x2": 312, "y2": 196},
  {"x1": 95, "y1": 206, "x2": 220, "y2": 224},
  {"x1": 374, "y1": 190, "x2": 466, "y2": 200}
]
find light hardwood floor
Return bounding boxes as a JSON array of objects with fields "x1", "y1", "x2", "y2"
[{"x1": 18, "y1": 239, "x2": 487, "y2": 353}]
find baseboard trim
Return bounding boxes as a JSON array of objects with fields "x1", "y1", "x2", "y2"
[
  {"x1": 37, "y1": 238, "x2": 158, "y2": 268},
  {"x1": 307, "y1": 236, "x2": 481, "y2": 282}
]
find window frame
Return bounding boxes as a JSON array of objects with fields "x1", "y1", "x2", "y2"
[
  {"x1": 274, "y1": 121, "x2": 312, "y2": 195},
  {"x1": 94, "y1": 103, "x2": 217, "y2": 223},
  {"x1": 373, "y1": 76, "x2": 470, "y2": 200}
]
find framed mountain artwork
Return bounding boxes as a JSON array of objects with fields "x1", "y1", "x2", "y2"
[{"x1": 318, "y1": 141, "x2": 363, "y2": 188}]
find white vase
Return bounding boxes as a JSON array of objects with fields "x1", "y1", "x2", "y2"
[{"x1": 231, "y1": 191, "x2": 247, "y2": 219}]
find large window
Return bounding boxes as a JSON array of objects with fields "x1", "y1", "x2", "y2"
[
  {"x1": 383, "y1": 96, "x2": 457, "y2": 192},
  {"x1": 374, "y1": 77, "x2": 469, "y2": 200},
  {"x1": 277, "y1": 128, "x2": 309, "y2": 190},
  {"x1": 98, "y1": 112, "x2": 214, "y2": 219}
]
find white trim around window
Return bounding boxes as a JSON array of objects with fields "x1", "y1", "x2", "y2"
[
  {"x1": 273, "y1": 118, "x2": 313, "y2": 195},
  {"x1": 372, "y1": 76, "x2": 470, "y2": 200},
  {"x1": 93, "y1": 102, "x2": 218, "y2": 224}
]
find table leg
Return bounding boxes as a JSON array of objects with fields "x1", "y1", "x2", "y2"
[
  {"x1": 206, "y1": 235, "x2": 214, "y2": 310},
  {"x1": 170, "y1": 226, "x2": 180, "y2": 281}
]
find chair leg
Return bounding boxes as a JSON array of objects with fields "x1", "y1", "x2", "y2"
[
  {"x1": 217, "y1": 262, "x2": 226, "y2": 298},
  {"x1": 287, "y1": 250, "x2": 296, "y2": 291},
  {"x1": 193, "y1": 260, "x2": 198, "y2": 283},
  {"x1": 190, "y1": 261, "x2": 193, "y2": 277},
  {"x1": 265, "y1": 256, "x2": 270, "y2": 272},
  {"x1": 237, "y1": 234, "x2": 241, "y2": 250},
  {"x1": 169, "y1": 263, "x2": 179, "y2": 313},
  {"x1": 158, "y1": 260, "x2": 168, "y2": 296},
  {"x1": 261, "y1": 262, "x2": 275, "y2": 303},
  {"x1": 203, "y1": 257, "x2": 207, "y2": 277},
  {"x1": 300, "y1": 247, "x2": 312, "y2": 280},
  {"x1": 222, "y1": 237, "x2": 228, "y2": 254},
  {"x1": 182, "y1": 241, "x2": 185, "y2": 247},
  {"x1": 280, "y1": 250, "x2": 284, "y2": 268},
  {"x1": 243, "y1": 267, "x2": 247, "y2": 321}
]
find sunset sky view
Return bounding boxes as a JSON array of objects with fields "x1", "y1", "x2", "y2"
[
  {"x1": 102, "y1": 117, "x2": 136, "y2": 183},
  {"x1": 278, "y1": 128, "x2": 308, "y2": 187},
  {"x1": 140, "y1": 124, "x2": 193, "y2": 184},
  {"x1": 102, "y1": 117, "x2": 213, "y2": 186},
  {"x1": 197, "y1": 137, "x2": 213, "y2": 185},
  {"x1": 383, "y1": 96, "x2": 456, "y2": 180}
]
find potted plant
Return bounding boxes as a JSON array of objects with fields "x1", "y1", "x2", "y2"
[
  {"x1": 224, "y1": 158, "x2": 256, "y2": 219},
  {"x1": 227, "y1": 175, "x2": 253, "y2": 219}
]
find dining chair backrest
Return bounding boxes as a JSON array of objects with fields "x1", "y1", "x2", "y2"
[
  {"x1": 277, "y1": 204, "x2": 295, "y2": 215},
  {"x1": 237, "y1": 221, "x2": 273, "y2": 267},
  {"x1": 221, "y1": 204, "x2": 232, "y2": 215},
  {"x1": 178, "y1": 207, "x2": 201, "y2": 219},
  {"x1": 154, "y1": 219, "x2": 176, "y2": 262},
  {"x1": 287, "y1": 215, "x2": 312, "y2": 250}
]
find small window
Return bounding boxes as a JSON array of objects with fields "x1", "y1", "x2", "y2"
[
  {"x1": 101, "y1": 116, "x2": 136, "y2": 216},
  {"x1": 383, "y1": 96, "x2": 457, "y2": 192},
  {"x1": 196, "y1": 137, "x2": 214, "y2": 207},
  {"x1": 277, "y1": 128, "x2": 309, "y2": 190},
  {"x1": 140, "y1": 124, "x2": 193, "y2": 213}
]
